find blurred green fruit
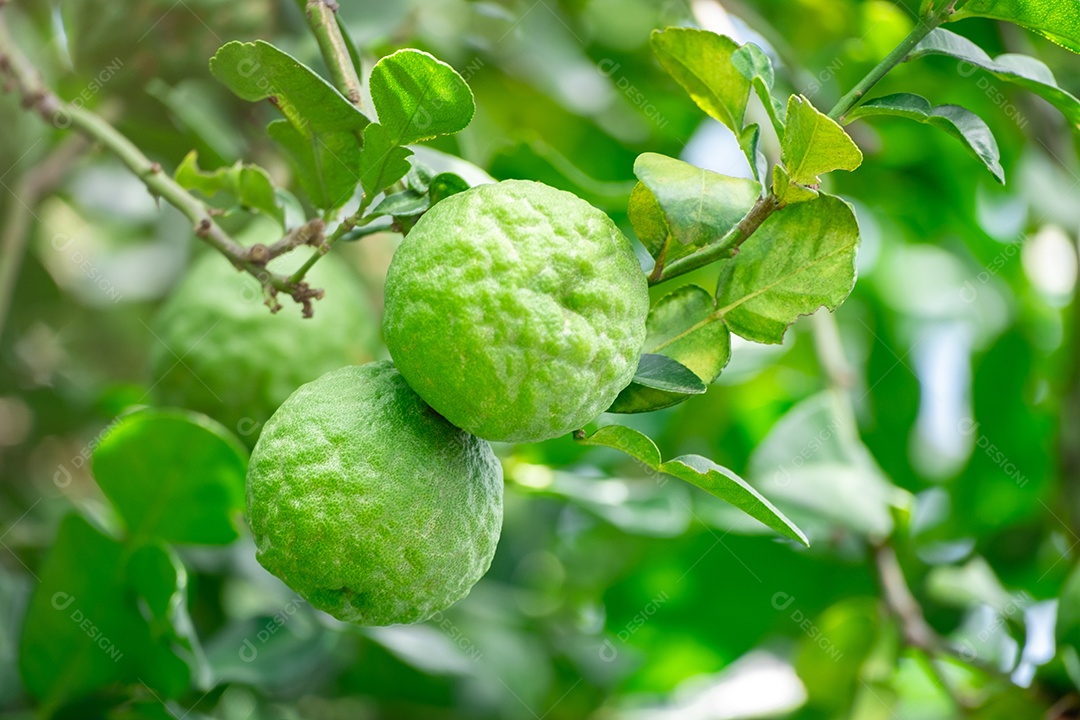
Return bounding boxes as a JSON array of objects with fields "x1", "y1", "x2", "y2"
[
  {"x1": 150, "y1": 250, "x2": 378, "y2": 444},
  {"x1": 383, "y1": 180, "x2": 649, "y2": 444},
  {"x1": 247, "y1": 361, "x2": 503, "y2": 625}
]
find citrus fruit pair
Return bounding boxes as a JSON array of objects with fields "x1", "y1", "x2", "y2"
[{"x1": 247, "y1": 180, "x2": 649, "y2": 625}]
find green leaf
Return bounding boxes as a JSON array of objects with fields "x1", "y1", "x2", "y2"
[
  {"x1": 772, "y1": 164, "x2": 820, "y2": 205},
  {"x1": 732, "y1": 42, "x2": 786, "y2": 141},
  {"x1": 609, "y1": 285, "x2": 731, "y2": 413},
  {"x1": 174, "y1": 151, "x2": 285, "y2": 224},
  {"x1": 650, "y1": 28, "x2": 750, "y2": 135},
  {"x1": 91, "y1": 409, "x2": 247, "y2": 545},
  {"x1": 781, "y1": 95, "x2": 863, "y2": 186},
  {"x1": 575, "y1": 424, "x2": 662, "y2": 469},
  {"x1": 627, "y1": 181, "x2": 669, "y2": 258},
  {"x1": 633, "y1": 152, "x2": 762, "y2": 264},
  {"x1": 209, "y1": 41, "x2": 368, "y2": 210},
  {"x1": 911, "y1": 28, "x2": 1080, "y2": 128},
  {"x1": 369, "y1": 49, "x2": 475, "y2": 146},
  {"x1": 359, "y1": 123, "x2": 414, "y2": 202},
  {"x1": 951, "y1": 0, "x2": 1080, "y2": 55},
  {"x1": 659, "y1": 455, "x2": 809, "y2": 546},
  {"x1": 848, "y1": 93, "x2": 1004, "y2": 183},
  {"x1": 575, "y1": 427, "x2": 807, "y2": 545},
  {"x1": 717, "y1": 193, "x2": 859, "y2": 344},
  {"x1": 209, "y1": 40, "x2": 369, "y2": 134},
  {"x1": 428, "y1": 172, "x2": 470, "y2": 204},
  {"x1": 266, "y1": 119, "x2": 362, "y2": 210},
  {"x1": 18, "y1": 515, "x2": 192, "y2": 704},
  {"x1": 631, "y1": 354, "x2": 708, "y2": 394},
  {"x1": 369, "y1": 189, "x2": 429, "y2": 219}
]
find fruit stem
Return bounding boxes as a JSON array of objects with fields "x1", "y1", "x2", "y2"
[
  {"x1": 827, "y1": 0, "x2": 957, "y2": 123},
  {"x1": 649, "y1": 193, "x2": 780, "y2": 285},
  {"x1": 305, "y1": 0, "x2": 366, "y2": 112}
]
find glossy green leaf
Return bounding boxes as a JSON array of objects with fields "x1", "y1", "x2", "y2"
[
  {"x1": 782, "y1": 95, "x2": 863, "y2": 186},
  {"x1": 847, "y1": 93, "x2": 1004, "y2": 183},
  {"x1": 609, "y1": 286, "x2": 731, "y2": 414},
  {"x1": 359, "y1": 123, "x2": 414, "y2": 202},
  {"x1": 650, "y1": 28, "x2": 750, "y2": 134},
  {"x1": 911, "y1": 28, "x2": 1080, "y2": 127},
  {"x1": 627, "y1": 181, "x2": 669, "y2": 258},
  {"x1": 951, "y1": 0, "x2": 1080, "y2": 55},
  {"x1": 576, "y1": 428, "x2": 807, "y2": 545},
  {"x1": 18, "y1": 515, "x2": 191, "y2": 704},
  {"x1": 660, "y1": 455, "x2": 809, "y2": 546},
  {"x1": 266, "y1": 119, "x2": 362, "y2": 210},
  {"x1": 732, "y1": 42, "x2": 786, "y2": 140},
  {"x1": 209, "y1": 40, "x2": 369, "y2": 133},
  {"x1": 631, "y1": 354, "x2": 707, "y2": 394},
  {"x1": 575, "y1": 424, "x2": 662, "y2": 470},
  {"x1": 175, "y1": 150, "x2": 284, "y2": 224},
  {"x1": 717, "y1": 193, "x2": 859, "y2": 344},
  {"x1": 428, "y1": 172, "x2": 470, "y2": 204},
  {"x1": 91, "y1": 409, "x2": 247, "y2": 545},
  {"x1": 370, "y1": 189, "x2": 429, "y2": 219},
  {"x1": 369, "y1": 49, "x2": 475, "y2": 146},
  {"x1": 633, "y1": 152, "x2": 761, "y2": 264},
  {"x1": 209, "y1": 41, "x2": 367, "y2": 210}
]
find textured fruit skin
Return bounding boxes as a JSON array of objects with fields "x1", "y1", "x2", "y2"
[
  {"x1": 247, "y1": 361, "x2": 503, "y2": 626},
  {"x1": 383, "y1": 180, "x2": 649, "y2": 443},
  {"x1": 151, "y1": 251, "x2": 377, "y2": 444}
]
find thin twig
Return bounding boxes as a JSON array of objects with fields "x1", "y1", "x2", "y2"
[{"x1": 0, "y1": 11, "x2": 325, "y2": 315}]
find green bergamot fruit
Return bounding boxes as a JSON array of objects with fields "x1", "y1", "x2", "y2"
[
  {"x1": 247, "y1": 361, "x2": 503, "y2": 625},
  {"x1": 151, "y1": 250, "x2": 378, "y2": 444},
  {"x1": 383, "y1": 180, "x2": 649, "y2": 444}
]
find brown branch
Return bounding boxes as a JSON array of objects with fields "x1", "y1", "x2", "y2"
[{"x1": 0, "y1": 10, "x2": 326, "y2": 316}]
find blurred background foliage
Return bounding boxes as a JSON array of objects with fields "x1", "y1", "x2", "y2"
[{"x1": 1, "y1": 0, "x2": 1080, "y2": 718}]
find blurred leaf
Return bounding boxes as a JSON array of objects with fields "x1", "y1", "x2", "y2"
[
  {"x1": 576, "y1": 424, "x2": 662, "y2": 469},
  {"x1": 795, "y1": 597, "x2": 882, "y2": 714},
  {"x1": 609, "y1": 285, "x2": 731, "y2": 413},
  {"x1": 951, "y1": 0, "x2": 1080, "y2": 55},
  {"x1": 848, "y1": 93, "x2": 1004, "y2": 183},
  {"x1": 209, "y1": 40, "x2": 368, "y2": 133},
  {"x1": 359, "y1": 123, "x2": 413, "y2": 202},
  {"x1": 91, "y1": 409, "x2": 247, "y2": 545},
  {"x1": 266, "y1": 119, "x2": 362, "y2": 210},
  {"x1": 1059, "y1": 562, "x2": 1080, "y2": 650},
  {"x1": 717, "y1": 193, "x2": 859, "y2": 344},
  {"x1": 19, "y1": 515, "x2": 191, "y2": 704},
  {"x1": 660, "y1": 455, "x2": 809, "y2": 546},
  {"x1": 926, "y1": 556, "x2": 1015, "y2": 612},
  {"x1": 782, "y1": 95, "x2": 863, "y2": 186},
  {"x1": 630, "y1": 354, "x2": 707, "y2": 394},
  {"x1": 633, "y1": 152, "x2": 761, "y2": 263},
  {"x1": 749, "y1": 392, "x2": 906, "y2": 539},
  {"x1": 175, "y1": 151, "x2": 285, "y2": 224},
  {"x1": 650, "y1": 28, "x2": 749, "y2": 135},
  {"x1": 369, "y1": 49, "x2": 475, "y2": 145},
  {"x1": 911, "y1": 28, "x2": 1080, "y2": 127},
  {"x1": 732, "y1": 42, "x2": 786, "y2": 141}
]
